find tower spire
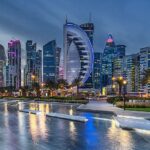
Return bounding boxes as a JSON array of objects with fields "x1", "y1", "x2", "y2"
[
  {"x1": 89, "y1": 12, "x2": 92, "y2": 23},
  {"x1": 65, "y1": 15, "x2": 68, "y2": 24}
]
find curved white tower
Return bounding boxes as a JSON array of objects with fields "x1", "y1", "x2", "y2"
[{"x1": 63, "y1": 22, "x2": 94, "y2": 85}]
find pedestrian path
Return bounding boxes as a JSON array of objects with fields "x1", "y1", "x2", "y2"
[{"x1": 77, "y1": 101, "x2": 150, "y2": 132}]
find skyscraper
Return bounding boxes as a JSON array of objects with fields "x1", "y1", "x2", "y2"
[
  {"x1": 43, "y1": 40, "x2": 56, "y2": 82},
  {"x1": 56, "y1": 47, "x2": 61, "y2": 80},
  {"x1": 63, "y1": 22, "x2": 94, "y2": 85},
  {"x1": 113, "y1": 45, "x2": 126, "y2": 77},
  {"x1": 80, "y1": 23, "x2": 94, "y2": 88},
  {"x1": 0, "y1": 44, "x2": 6, "y2": 87},
  {"x1": 114, "y1": 45, "x2": 126, "y2": 58},
  {"x1": 35, "y1": 50, "x2": 42, "y2": 84},
  {"x1": 93, "y1": 52, "x2": 102, "y2": 89},
  {"x1": 140, "y1": 47, "x2": 150, "y2": 95},
  {"x1": 24, "y1": 40, "x2": 36, "y2": 87},
  {"x1": 8, "y1": 40, "x2": 21, "y2": 90},
  {"x1": 123, "y1": 54, "x2": 140, "y2": 93},
  {"x1": 102, "y1": 34, "x2": 115, "y2": 91}
]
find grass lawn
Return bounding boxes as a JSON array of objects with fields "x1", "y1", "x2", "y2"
[{"x1": 126, "y1": 108, "x2": 150, "y2": 112}]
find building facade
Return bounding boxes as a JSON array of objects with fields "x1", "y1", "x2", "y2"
[
  {"x1": 63, "y1": 22, "x2": 94, "y2": 85},
  {"x1": 80, "y1": 23, "x2": 94, "y2": 88},
  {"x1": 102, "y1": 34, "x2": 116, "y2": 93},
  {"x1": 0, "y1": 44, "x2": 6, "y2": 87},
  {"x1": 24, "y1": 40, "x2": 36, "y2": 88},
  {"x1": 140, "y1": 47, "x2": 150, "y2": 95},
  {"x1": 35, "y1": 50, "x2": 42, "y2": 84},
  {"x1": 93, "y1": 52, "x2": 102, "y2": 89},
  {"x1": 8, "y1": 40, "x2": 21, "y2": 90},
  {"x1": 43, "y1": 40, "x2": 56, "y2": 83},
  {"x1": 56, "y1": 47, "x2": 61, "y2": 80}
]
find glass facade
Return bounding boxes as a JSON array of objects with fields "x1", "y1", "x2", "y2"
[
  {"x1": 80, "y1": 23, "x2": 94, "y2": 88},
  {"x1": 43, "y1": 40, "x2": 56, "y2": 82},
  {"x1": 102, "y1": 34, "x2": 115, "y2": 88},
  {"x1": 8, "y1": 40, "x2": 21, "y2": 90},
  {"x1": 63, "y1": 22, "x2": 94, "y2": 85},
  {"x1": 93, "y1": 52, "x2": 102, "y2": 89}
]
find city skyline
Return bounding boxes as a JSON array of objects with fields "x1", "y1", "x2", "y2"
[{"x1": 1, "y1": 0, "x2": 150, "y2": 54}]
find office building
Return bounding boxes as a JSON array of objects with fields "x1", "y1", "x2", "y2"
[
  {"x1": 43, "y1": 40, "x2": 56, "y2": 82},
  {"x1": 63, "y1": 22, "x2": 94, "y2": 85},
  {"x1": 8, "y1": 40, "x2": 21, "y2": 90},
  {"x1": 93, "y1": 52, "x2": 102, "y2": 89},
  {"x1": 80, "y1": 23, "x2": 94, "y2": 88},
  {"x1": 0, "y1": 44, "x2": 6, "y2": 87},
  {"x1": 24, "y1": 40, "x2": 36, "y2": 87},
  {"x1": 140, "y1": 47, "x2": 150, "y2": 95}
]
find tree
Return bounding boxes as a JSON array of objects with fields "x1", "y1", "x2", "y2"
[
  {"x1": 141, "y1": 69, "x2": 150, "y2": 86},
  {"x1": 32, "y1": 82, "x2": 40, "y2": 98},
  {"x1": 72, "y1": 78, "x2": 81, "y2": 96},
  {"x1": 57, "y1": 79, "x2": 68, "y2": 89},
  {"x1": 45, "y1": 80, "x2": 56, "y2": 96},
  {"x1": 20, "y1": 86, "x2": 29, "y2": 97}
]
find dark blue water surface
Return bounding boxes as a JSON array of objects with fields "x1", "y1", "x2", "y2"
[{"x1": 0, "y1": 101, "x2": 149, "y2": 150}]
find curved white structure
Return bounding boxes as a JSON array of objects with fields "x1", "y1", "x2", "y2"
[{"x1": 64, "y1": 23, "x2": 94, "y2": 84}]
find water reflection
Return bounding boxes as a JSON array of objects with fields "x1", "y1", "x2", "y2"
[
  {"x1": 107, "y1": 120, "x2": 134, "y2": 150},
  {"x1": 0, "y1": 102, "x2": 149, "y2": 150}
]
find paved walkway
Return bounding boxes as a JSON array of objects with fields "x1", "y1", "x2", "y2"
[
  {"x1": 77, "y1": 101, "x2": 150, "y2": 119},
  {"x1": 77, "y1": 101, "x2": 150, "y2": 131}
]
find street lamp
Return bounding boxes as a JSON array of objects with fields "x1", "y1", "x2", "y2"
[{"x1": 123, "y1": 80, "x2": 127, "y2": 110}]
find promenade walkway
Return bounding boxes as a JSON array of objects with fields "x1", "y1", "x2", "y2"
[
  {"x1": 77, "y1": 101, "x2": 150, "y2": 131},
  {"x1": 77, "y1": 101, "x2": 150, "y2": 119}
]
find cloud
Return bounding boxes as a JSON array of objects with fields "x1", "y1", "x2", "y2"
[{"x1": 0, "y1": 0, "x2": 150, "y2": 55}]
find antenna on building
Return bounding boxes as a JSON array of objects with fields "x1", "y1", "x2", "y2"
[
  {"x1": 89, "y1": 12, "x2": 92, "y2": 23},
  {"x1": 65, "y1": 15, "x2": 68, "y2": 23}
]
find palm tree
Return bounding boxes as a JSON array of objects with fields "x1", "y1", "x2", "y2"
[
  {"x1": 32, "y1": 82, "x2": 40, "y2": 98},
  {"x1": 45, "y1": 80, "x2": 56, "y2": 96},
  {"x1": 141, "y1": 69, "x2": 150, "y2": 86},
  {"x1": 57, "y1": 79, "x2": 68, "y2": 89},
  {"x1": 72, "y1": 78, "x2": 81, "y2": 96}
]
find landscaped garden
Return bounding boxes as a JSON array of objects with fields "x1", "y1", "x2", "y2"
[{"x1": 107, "y1": 96, "x2": 150, "y2": 112}]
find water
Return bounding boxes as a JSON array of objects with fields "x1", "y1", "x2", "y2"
[{"x1": 0, "y1": 101, "x2": 150, "y2": 150}]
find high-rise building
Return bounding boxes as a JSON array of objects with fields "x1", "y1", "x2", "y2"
[
  {"x1": 63, "y1": 22, "x2": 94, "y2": 85},
  {"x1": 93, "y1": 52, "x2": 102, "y2": 89},
  {"x1": 56, "y1": 47, "x2": 61, "y2": 80},
  {"x1": 113, "y1": 45, "x2": 126, "y2": 77},
  {"x1": 0, "y1": 44, "x2": 6, "y2": 87},
  {"x1": 24, "y1": 40, "x2": 36, "y2": 87},
  {"x1": 123, "y1": 54, "x2": 140, "y2": 93},
  {"x1": 8, "y1": 40, "x2": 21, "y2": 90},
  {"x1": 140, "y1": 47, "x2": 150, "y2": 95},
  {"x1": 102, "y1": 34, "x2": 115, "y2": 91},
  {"x1": 80, "y1": 23, "x2": 94, "y2": 88},
  {"x1": 35, "y1": 50, "x2": 42, "y2": 84},
  {"x1": 43, "y1": 40, "x2": 56, "y2": 82},
  {"x1": 114, "y1": 45, "x2": 126, "y2": 58}
]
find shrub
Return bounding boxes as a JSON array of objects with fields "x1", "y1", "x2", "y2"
[
  {"x1": 116, "y1": 101, "x2": 150, "y2": 108},
  {"x1": 107, "y1": 96, "x2": 123, "y2": 104}
]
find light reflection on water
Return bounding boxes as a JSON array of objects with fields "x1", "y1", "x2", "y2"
[{"x1": 0, "y1": 101, "x2": 149, "y2": 150}]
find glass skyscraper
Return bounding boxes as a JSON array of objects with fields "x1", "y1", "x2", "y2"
[
  {"x1": 102, "y1": 34, "x2": 115, "y2": 89},
  {"x1": 24, "y1": 40, "x2": 36, "y2": 87},
  {"x1": 80, "y1": 23, "x2": 94, "y2": 88},
  {"x1": 140, "y1": 47, "x2": 150, "y2": 95},
  {"x1": 93, "y1": 52, "x2": 102, "y2": 89},
  {"x1": 8, "y1": 40, "x2": 21, "y2": 90},
  {"x1": 0, "y1": 44, "x2": 6, "y2": 87},
  {"x1": 43, "y1": 40, "x2": 56, "y2": 83},
  {"x1": 63, "y1": 22, "x2": 94, "y2": 85}
]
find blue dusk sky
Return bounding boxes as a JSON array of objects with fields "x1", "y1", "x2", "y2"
[{"x1": 0, "y1": 0, "x2": 150, "y2": 54}]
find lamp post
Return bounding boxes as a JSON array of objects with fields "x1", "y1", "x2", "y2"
[
  {"x1": 41, "y1": 83, "x2": 45, "y2": 97},
  {"x1": 123, "y1": 80, "x2": 127, "y2": 110}
]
